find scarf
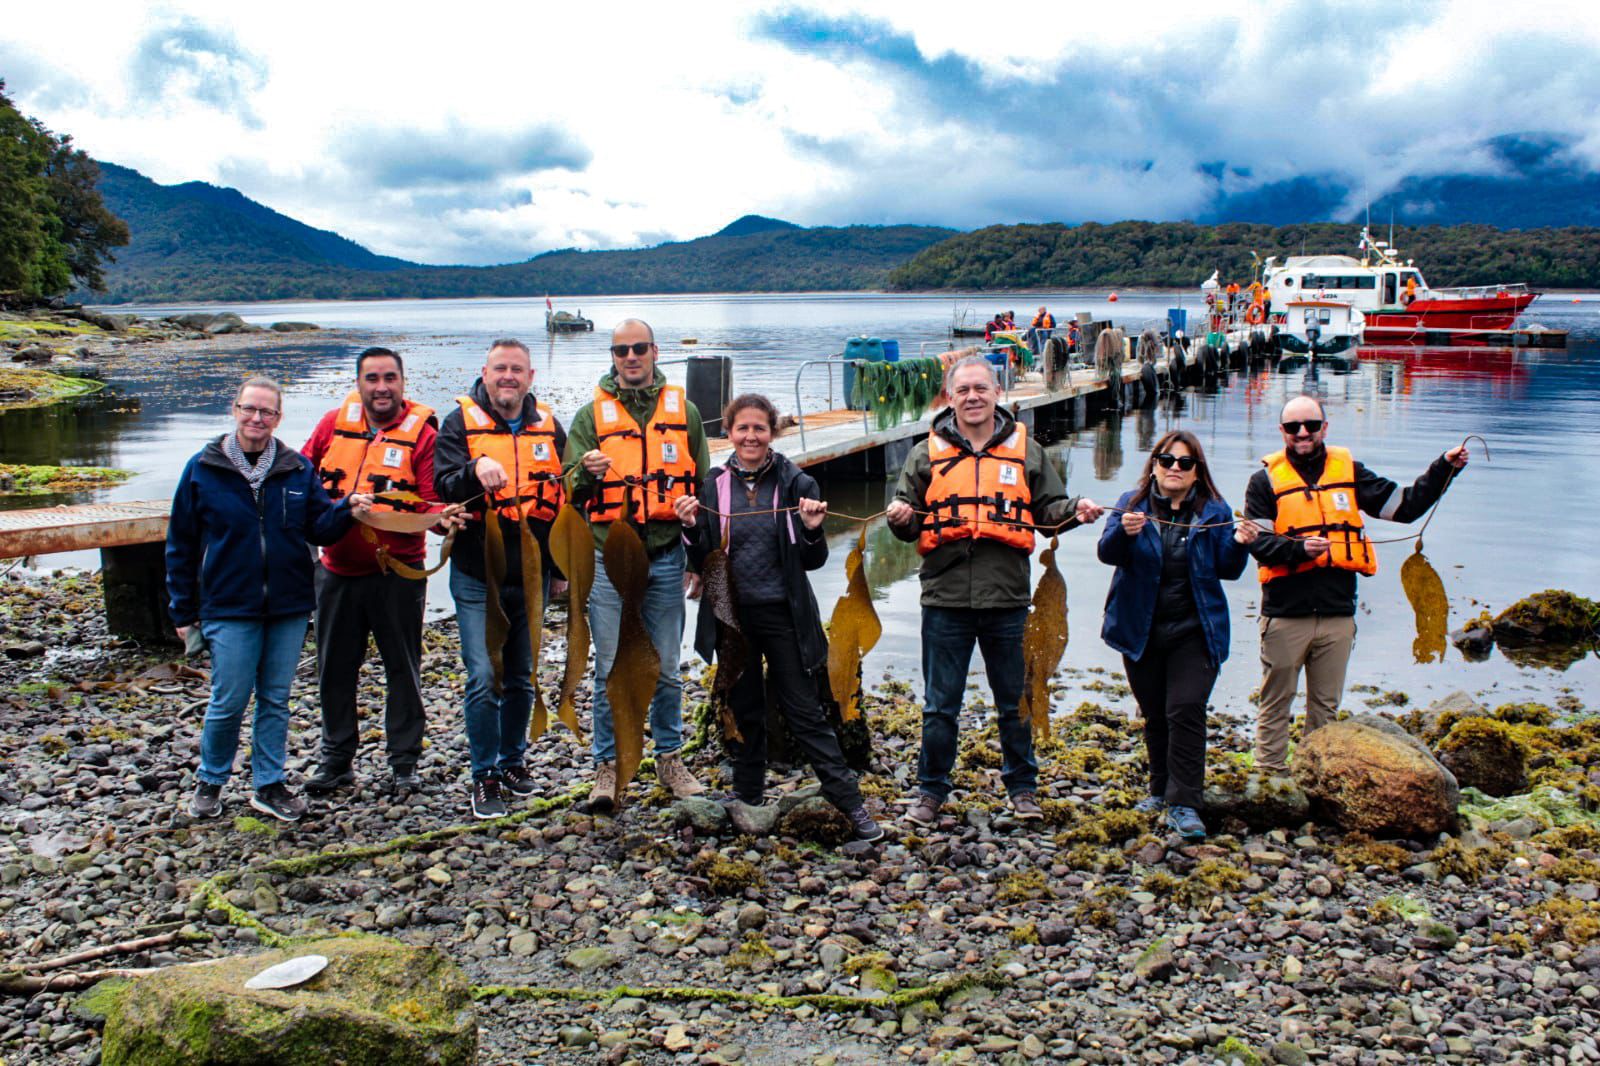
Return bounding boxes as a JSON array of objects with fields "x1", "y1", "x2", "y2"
[
  {"x1": 222, "y1": 432, "x2": 277, "y2": 499},
  {"x1": 729, "y1": 450, "x2": 777, "y2": 504}
]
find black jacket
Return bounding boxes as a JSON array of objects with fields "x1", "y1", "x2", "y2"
[
  {"x1": 1243, "y1": 447, "x2": 1456, "y2": 617},
  {"x1": 434, "y1": 379, "x2": 568, "y2": 583},
  {"x1": 686, "y1": 452, "x2": 830, "y2": 672}
]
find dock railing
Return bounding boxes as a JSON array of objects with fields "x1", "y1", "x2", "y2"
[{"x1": 792, "y1": 354, "x2": 868, "y2": 451}]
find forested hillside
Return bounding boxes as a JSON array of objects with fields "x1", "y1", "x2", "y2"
[{"x1": 888, "y1": 222, "x2": 1600, "y2": 290}]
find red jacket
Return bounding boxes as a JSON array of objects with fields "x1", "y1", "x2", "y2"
[{"x1": 301, "y1": 408, "x2": 440, "y2": 577}]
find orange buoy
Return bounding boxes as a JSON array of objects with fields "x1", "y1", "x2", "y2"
[
  {"x1": 1107, "y1": 292, "x2": 1119, "y2": 302},
  {"x1": 1573, "y1": 298, "x2": 1582, "y2": 304}
]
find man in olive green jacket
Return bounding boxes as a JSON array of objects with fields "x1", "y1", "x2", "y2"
[
  {"x1": 886, "y1": 355, "x2": 1103, "y2": 827},
  {"x1": 565, "y1": 318, "x2": 712, "y2": 811}
]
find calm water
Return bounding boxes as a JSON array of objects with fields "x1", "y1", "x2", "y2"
[{"x1": 7, "y1": 291, "x2": 1598, "y2": 713}]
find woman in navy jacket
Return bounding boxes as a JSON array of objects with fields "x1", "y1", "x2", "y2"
[
  {"x1": 1097, "y1": 429, "x2": 1256, "y2": 840},
  {"x1": 166, "y1": 377, "x2": 369, "y2": 823}
]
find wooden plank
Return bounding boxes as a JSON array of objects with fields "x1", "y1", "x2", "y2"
[{"x1": 0, "y1": 501, "x2": 170, "y2": 558}]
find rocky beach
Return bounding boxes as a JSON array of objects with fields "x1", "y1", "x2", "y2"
[{"x1": 0, "y1": 569, "x2": 1595, "y2": 1065}]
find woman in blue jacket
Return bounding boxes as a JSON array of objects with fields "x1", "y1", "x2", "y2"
[
  {"x1": 1097, "y1": 430, "x2": 1257, "y2": 840},
  {"x1": 166, "y1": 377, "x2": 370, "y2": 823}
]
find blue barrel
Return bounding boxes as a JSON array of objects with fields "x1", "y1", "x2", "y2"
[
  {"x1": 882, "y1": 339, "x2": 900, "y2": 363},
  {"x1": 1167, "y1": 308, "x2": 1188, "y2": 335},
  {"x1": 842, "y1": 337, "x2": 885, "y2": 409}
]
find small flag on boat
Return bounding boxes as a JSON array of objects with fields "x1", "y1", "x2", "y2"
[{"x1": 545, "y1": 294, "x2": 553, "y2": 310}]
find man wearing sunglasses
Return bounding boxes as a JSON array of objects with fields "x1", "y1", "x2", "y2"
[
  {"x1": 1243, "y1": 394, "x2": 1468, "y2": 773},
  {"x1": 564, "y1": 319, "x2": 712, "y2": 812}
]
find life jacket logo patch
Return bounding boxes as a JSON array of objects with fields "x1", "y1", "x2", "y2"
[
  {"x1": 533, "y1": 442, "x2": 550, "y2": 461},
  {"x1": 661, "y1": 441, "x2": 679, "y2": 464},
  {"x1": 399, "y1": 414, "x2": 418, "y2": 433},
  {"x1": 601, "y1": 401, "x2": 619, "y2": 423},
  {"x1": 382, "y1": 446, "x2": 404, "y2": 469},
  {"x1": 998, "y1": 465, "x2": 1019, "y2": 486},
  {"x1": 664, "y1": 391, "x2": 680, "y2": 414},
  {"x1": 1332, "y1": 491, "x2": 1352, "y2": 511}
]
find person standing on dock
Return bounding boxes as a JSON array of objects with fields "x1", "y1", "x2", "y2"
[
  {"x1": 435, "y1": 338, "x2": 569, "y2": 819},
  {"x1": 565, "y1": 318, "x2": 712, "y2": 812},
  {"x1": 1244, "y1": 395, "x2": 1469, "y2": 773},
  {"x1": 302, "y1": 347, "x2": 454, "y2": 800},
  {"x1": 886, "y1": 355, "x2": 1104, "y2": 827},
  {"x1": 167, "y1": 377, "x2": 371, "y2": 823}
]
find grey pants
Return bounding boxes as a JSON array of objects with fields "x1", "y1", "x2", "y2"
[{"x1": 1254, "y1": 614, "x2": 1356, "y2": 773}]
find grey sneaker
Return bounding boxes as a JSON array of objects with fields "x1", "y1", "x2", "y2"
[
  {"x1": 905, "y1": 793, "x2": 942, "y2": 827},
  {"x1": 1011, "y1": 792, "x2": 1044, "y2": 822},
  {"x1": 250, "y1": 782, "x2": 306, "y2": 823},
  {"x1": 1166, "y1": 805, "x2": 1207, "y2": 841},
  {"x1": 1135, "y1": 795, "x2": 1167, "y2": 814},
  {"x1": 589, "y1": 761, "x2": 618, "y2": 813},
  {"x1": 189, "y1": 781, "x2": 222, "y2": 819},
  {"x1": 656, "y1": 751, "x2": 706, "y2": 799},
  {"x1": 847, "y1": 805, "x2": 885, "y2": 842}
]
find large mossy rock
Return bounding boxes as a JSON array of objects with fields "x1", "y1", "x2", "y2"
[
  {"x1": 1202, "y1": 772, "x2": 1311, "y2": 829},
  {"x1": 99, "y1": 935, "x2": 476, "y2": 1066},
  {"x1": 1294, "y1": 716, "x2": 1459, "y2": 837},
  {"x1": 1492, "y1": 590, "x2": 1598, "y2": 646},
  {"x1": 1436, "y1": 717, "x2": 1528, "y2": 797}
]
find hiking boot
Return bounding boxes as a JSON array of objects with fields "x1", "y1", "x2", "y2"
[
  {"x1": 1134, "y1": 795, "x2": 1167, "y2": 814},
  {"x1": 250, "y1": 782, "x2": 306, "y2": 823},
  {"x1": 390, "y1": 768, "x2": 423, "y2": 794},
  {"x1": 1011, "y1": 791, "x2": 1044, "y2": 822},
  {"x1": 1166, "y1": 805, "x2": 1207, "y2": 841},
  {"x1": 189, "y1": 781, "x2": 223, "y2": 819},
  {"x1": 500, "y1": 764, "x2": 536, "y2": 797},
  {"x1": 589, "y1": 761, "x2": 618, "y2": 814},
  {"x1": 905, "y1": 792, "x2": 942, "y2": 827},
  {"x1": 304, "y1": 763, "x2": 354, "y2": 797},
  {"x1": 656, "y1": 751, "x2": 706, "y2": 798},
  {"x1": 847, "y1": 805, "x2": 885, "y2": 843},
  {"x1": 470, "y1": 776, "x2": 507, "y2": 820}
]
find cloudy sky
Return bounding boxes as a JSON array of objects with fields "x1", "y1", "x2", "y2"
[{"x1": 5, "y1": 1, "x2": 1599, "y2": 265}]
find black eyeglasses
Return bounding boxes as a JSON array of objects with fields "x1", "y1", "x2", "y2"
[
  {"x1": 1281, "y1": 420, "x2": 1324, "y2": 435},
  {"x1": 1154, "y1": 453, "x2": 1197, "y2": 471},
  {"x1": 235, "y1": 403, "x2": 280, "y2": 421},
  {"x1": 610, "y1": 342, "x2": 653, "y2": 358}
]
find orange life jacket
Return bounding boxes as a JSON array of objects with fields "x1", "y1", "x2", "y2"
[
  {"x1": 458, "y1": 395, "x2": 564, "y2": 523},
  {"x1": 587, "y1": 384, "x2": 698, "y2": 524},
  {"x1": 317, "y1": 391, "x2": 436, "y2": 507},
  {"x1": 918, "y1": 424, "x2": 1034, "y2": 555},
  {"x1": 1033, "y1": 312, "x2": 1054, "y2": 328},
  {"x1": 1256, "y1": 445, "x2": 1377, "y2": 584}
]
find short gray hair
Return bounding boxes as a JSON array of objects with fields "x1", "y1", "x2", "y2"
[
  {"x1": 235, "y1": 375, "x2": 283, "y2": 404},
  {"x1": 611, "y1": 318, "x2": 655, "y2": 344},
  {"x1": 487, "y1": 337, "x2": 530, "y2": 359},
  {"x1": 944, "y1": 353, "x2": 997, "y2": 392}
]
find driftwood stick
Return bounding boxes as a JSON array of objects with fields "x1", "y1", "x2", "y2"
[
  {"x1": 18, "y1": 930, "x2": 193, "y2": 975},
  {"x1": 0, "y1": 965, "x2": 158, "y2": 994}
]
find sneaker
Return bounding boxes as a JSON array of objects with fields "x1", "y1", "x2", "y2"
[
  {"x1": 500, "y1": 764, "x2": 536, "y2": 797},
  {"x1": 1166, "y1": 805, "x2": 1207, "y2": 841},
  {"x1": 390, "y1": 768, "x2": 423, "y2": 794},
  {"x1": 304, "y1": 763, "x2": 354, "y2": 797},
  {"x1": 589, "y1": 761, "x2": 618, "y2": 814},
  {"x1": 189, "y1": 781, "x2": 223, "y2": 819},
  {"x1": 1134, "y1": 795, "x2": 1167, "y2": 814},
  {"x1": 1011, "y1": 792, "x2": 1044, "y2": 822},
  {"x1": 656, "y1": 751, "x2": 706, "y2": 799},
  {"x1": 470, "y1": 776, "x2": 508, "y2": 820},
  {"x1": 905, "y1": 793, "x2": 942, "y2": 827},
  {"x1": 847, "y1": 805, "x2": 885, "y2": 843},
  {"x1": 250, "y1": 782, "x2": 306, "y2": 823}
]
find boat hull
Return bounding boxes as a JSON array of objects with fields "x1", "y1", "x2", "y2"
[{"x1": 1360, "y1": 292, "x2": 1535, "y2": 343}]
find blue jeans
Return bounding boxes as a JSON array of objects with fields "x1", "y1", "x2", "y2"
[
  {"x1": 197, "y1": 615, "x2": 309, "y2": 788},
  {"x1": 918, "y1": 605, "x2": 1036, "y2": 801},
  {"x1": 587, "y1": 541, "x2": 686, "y2": 764},
  {"x1": 451, "y1": 563, "x2": 538, "y2": 780}
]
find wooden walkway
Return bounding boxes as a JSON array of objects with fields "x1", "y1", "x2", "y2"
[{"x1": 0, "y1": 500, "x2": 170, "y2": 559}]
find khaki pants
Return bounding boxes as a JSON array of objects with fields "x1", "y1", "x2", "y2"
[{"x1": 1255, "y1": 614, "x2": 1356, "y2": 773}]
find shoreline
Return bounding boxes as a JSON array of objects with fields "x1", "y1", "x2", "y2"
[{"x1": 0, "y1": 570, "x2": 1596, "y2": 1063}]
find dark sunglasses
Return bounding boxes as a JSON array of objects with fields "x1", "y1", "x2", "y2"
[
  {"x1": 1153, "y1": 453, "x2": 1197, "y2": 471},
  {"x1": 1281, "y1": 420, "x2": 1324, "y2": 435},
  {"x1": 610, "y1": 342, "x2": 653, "y2": 358}
]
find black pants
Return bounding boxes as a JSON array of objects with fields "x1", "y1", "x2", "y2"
[
  {"x1": 727, "y1": 603, "x2": 862, "y2": 812},
  {"x1": 1123, "y1": 623, "x2": 1216, "y2": 810},
  {"x1": 314, "y1": 566, "x2": 426, "y2": 773}
]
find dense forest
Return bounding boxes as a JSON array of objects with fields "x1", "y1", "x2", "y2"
[
  {"x1": 0, "y1": 83, "x2": 127, "y2": 301},
  {"x1": 887, "y1": 221, "x2": 1600, "y2": 290}
]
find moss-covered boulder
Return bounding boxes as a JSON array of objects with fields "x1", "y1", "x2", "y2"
[
  {"x1": 1436, "y1": 717, "x2": 1528, "y2": 796},
  {"x1": 1492, "y1": 590, "x2": 1598, "y2": 646},
  {"x1": 1294, "y1": 716, "x2": 1459, "y2": 837},
  {"x1": 98, "y1": 936, "x2": 476, "y2": 1066},
  {"x1": 777, "y1": 796, "x2": 853, "y2": 845},
  {"x1": 1202, "y1": 772, "x2": 1311, "y2": 829}
]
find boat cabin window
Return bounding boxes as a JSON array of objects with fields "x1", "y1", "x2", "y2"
[
  {"x1": 1302, "y1": 274, "x2": 1376, "y2": 290},
  {"x1": 1383, "y1": 273, "x2": 1397, "y2": 304},
  {"x1": 1401, "y1": 271, "x2": 1422, "y2": 288}
]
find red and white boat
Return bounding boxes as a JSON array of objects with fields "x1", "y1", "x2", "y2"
[{"x1": 1261, "y1": 229, "x2": 1536, "y2": 345}]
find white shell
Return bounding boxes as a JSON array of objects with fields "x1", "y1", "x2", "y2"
[{"x1": 244, "y1": 954, "x2": 328, "y2": 990}]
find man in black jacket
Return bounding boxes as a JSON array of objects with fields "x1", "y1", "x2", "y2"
[{"x1": 1243, "y1": 395, "x2": 1468, "y2": 773}]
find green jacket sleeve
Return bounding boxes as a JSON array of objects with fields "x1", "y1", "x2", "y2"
[
  {"x1": 888, "y1": 441, "x2": 932, "y2": 543},
  {"x1": 687, "y1": 404, "x2": 711, "y2": 485},
  {"x1": 563, "y1": 403, "x2": 599, "y2": 507},
  {"x1": 1028, "y1": 440, "x2": 1080, "y2": 533}
]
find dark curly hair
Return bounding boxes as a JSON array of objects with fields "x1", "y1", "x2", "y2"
[{"x1": 723, "y1": 393, "x2": 781, "y2": 437}]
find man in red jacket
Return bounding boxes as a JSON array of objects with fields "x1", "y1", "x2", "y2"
[{"x1": 301, "y1": 347, "x2": 450, "y2": 797}]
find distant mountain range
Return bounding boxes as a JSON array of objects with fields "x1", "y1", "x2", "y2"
[
  {"x1": 81, "y1": 135, "x2": 1600, "y2": 302},
  {"x1": 84, "y1": 165, "x2": 954, "y2": 304}
]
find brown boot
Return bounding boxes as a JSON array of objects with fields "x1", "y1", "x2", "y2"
[
  {"x1": 590, "y1": 761, "x2": 618, "y2": 813},
  {"x1": 656, "y1": 751, "x2": 705, "y2": 798}
]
